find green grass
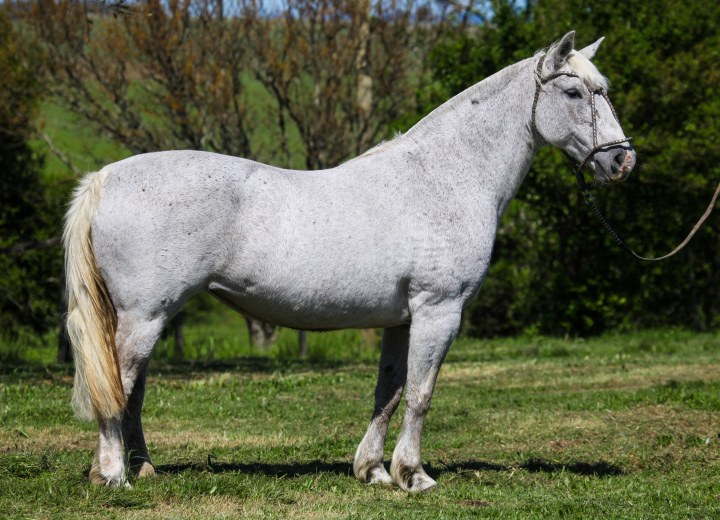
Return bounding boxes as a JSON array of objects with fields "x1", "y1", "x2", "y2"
[{"x1": 3, "y1": 327, "x2": 720, "y2": 518}]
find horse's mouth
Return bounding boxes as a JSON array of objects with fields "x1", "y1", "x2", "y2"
[
  {"x1": 595, "y1": 157, "x2": 633, "y2": 185},
  {"x1": 595, "y1": 162, "x2": 618, "y2": 185}
]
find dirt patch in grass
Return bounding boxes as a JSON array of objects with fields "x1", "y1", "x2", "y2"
[
  {"x1": 144, "y1": 425, "x2": 304, "y2": 451},
  {"x1": 459, "y1": 499, "x2": 493, "y2": 507}
]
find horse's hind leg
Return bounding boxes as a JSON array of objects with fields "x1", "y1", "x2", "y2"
[
  {"x1": 122, "y1": 361, "x2": 154, "y2": 477},
  {"x1": 354, "y1": 325, "x2": 410, "y2": 484},
  {"x1": 90, "y1": 313, "x2": 163, "y2": 485},
  {"x1": 89, "y1": 416, "x2": 125, "y2": 486}
]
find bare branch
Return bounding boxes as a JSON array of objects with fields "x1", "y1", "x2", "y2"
[{"x1": 39, "y1": 132, "x2": 84, "y2": 176}]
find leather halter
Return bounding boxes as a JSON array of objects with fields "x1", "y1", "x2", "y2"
[
  {"x1": 530, "y1": 54, "x2": 720, "y2": 262},
  {"x1": 531, "y1": 54, "x2": 633, "y2": 193}
]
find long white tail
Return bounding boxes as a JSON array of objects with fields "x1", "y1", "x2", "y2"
[{"x1": 63, "y1": 170, "x2": 125, "y2": 421}]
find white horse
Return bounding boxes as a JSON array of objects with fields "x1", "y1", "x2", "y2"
[{"x1": 63, "y1": 31, "x2": 635, "y2": 492}]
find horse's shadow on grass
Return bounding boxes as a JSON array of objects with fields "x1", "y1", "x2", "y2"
[
  {"x1": 429, "y1": 458, "x2": 623, "y2": 478},
  {"x1": 155, "y1": 460, "x2": 355, "y2": 479},
  {"x1": 154, "y1": 457, "x2": 623, "y2": 480}
]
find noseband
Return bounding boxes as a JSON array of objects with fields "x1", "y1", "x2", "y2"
[
  {"x1": 529, "y1": 54, "x2": 720, "y2": 262},
  {"x1": 531, "y1": 55, "x2": 633, "y2": 194}
]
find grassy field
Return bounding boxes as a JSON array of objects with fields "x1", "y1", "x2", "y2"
[{"x1": 3, "y1": 327, "x2": 720, "y2": 518}]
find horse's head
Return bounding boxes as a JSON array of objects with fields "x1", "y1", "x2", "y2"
[{"x1": 532, "y1": 31, "x2": 636, "y2": 184}]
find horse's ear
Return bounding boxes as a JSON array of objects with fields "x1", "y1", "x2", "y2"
[
  {"x1": 551, "y1": 31, "x2": 575, "y2": 70},
  {"x1": 578, "y1": 37, "x2": 605, "y2": 60}
]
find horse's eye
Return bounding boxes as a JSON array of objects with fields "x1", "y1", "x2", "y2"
[{"x1": 565, "y1": 89, "x2": 582, "y2": 99}]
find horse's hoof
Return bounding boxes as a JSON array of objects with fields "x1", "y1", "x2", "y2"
[
  {"x1": 403, "y1": 472, "x2": 437, "y2": 492},
  {"x1": 365, "y1": 465, "x2": 393, "y2": 485},
  {"x1": 136, "y1": 462, "x2": 155, "y2": 478},
  {"x1": 89, "y1": 465, "x2": 128, "y2": 487},
  {"x1": 391, "y1": 463, "x2": 437, "y2": 492},
  {"x1": 413, "y1": 475, "x2": 437, "y2": 493}
]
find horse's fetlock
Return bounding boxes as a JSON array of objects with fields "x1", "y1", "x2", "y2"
[
  {"x1": 390, "y1": 459, "x2": 437, "y2": 492},
  {"x1": 360, "y1": 462, "x2": 392, "y2": 485},
  {"x1": 353, "y1": 454, "x2": 384, "y2": 483},
  {"x1": 88, "y1": 465, "x2": 105, "y2": 486},
  {"x1": 88, "y1": 465, "x2": 127, "y2": 487}
]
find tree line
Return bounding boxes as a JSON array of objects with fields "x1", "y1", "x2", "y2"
[{"x1": 1, "y1": 0, "x2": 718, "y2": 351}]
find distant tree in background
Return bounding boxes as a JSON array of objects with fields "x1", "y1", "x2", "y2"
[
  {"x1": 244, "y1": 0, "x2": 431, "y2": 169},
  {"x1": 0, "y1": 10, "x2": 64, "y2": 339}
]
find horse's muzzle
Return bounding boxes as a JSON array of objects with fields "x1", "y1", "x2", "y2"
[{"x1": 595, "y1": 146, "x2": 636, "y2": 184}]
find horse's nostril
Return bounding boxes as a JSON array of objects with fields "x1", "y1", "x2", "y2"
[{"x1": 613, "y1": 150, "x2": 624, "y2": 167}]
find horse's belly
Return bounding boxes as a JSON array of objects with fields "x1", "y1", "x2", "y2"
[{"x1": 207, "y1": 277, "x2": 410, "y2": 330}]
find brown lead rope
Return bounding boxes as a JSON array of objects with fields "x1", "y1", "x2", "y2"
[
  {"x1": 570, "y1": 86, "x2": 719, "y2": 261},
  {"x1": 581, "y1": 181, "x2": 720, "y2": 262}
]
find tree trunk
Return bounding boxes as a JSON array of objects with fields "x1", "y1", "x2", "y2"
[
  {"x1": 355, "y1": 0, "x2": 372, "y2": 151},
  {"x1": 298, "y1": 330, "x2": 307, "y2": 358},
  {"x1": 359, "y1": 328, "x2": 377, "y2": 349},
  {"x1": 245, "y1": 317, "x2": 278, "y2": 349},
  {"x1": 173, "y1": 310, "x2": 185, "y2": 360},
  {"x1": 685, "y1": 247, "x2": 704, "y2": 331}
]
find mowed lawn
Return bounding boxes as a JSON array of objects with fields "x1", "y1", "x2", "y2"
[{"x1": 3, "y1": 329, "x2": 720, "y2": 518}]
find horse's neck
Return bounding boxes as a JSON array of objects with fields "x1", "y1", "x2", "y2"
[{"x1": 399, "y1": 58, "x2": 538, "y2": 218}]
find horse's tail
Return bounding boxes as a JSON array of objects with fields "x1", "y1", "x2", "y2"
[{"x1": 63, "y1": 170, "x2": 125, "y2": 422}]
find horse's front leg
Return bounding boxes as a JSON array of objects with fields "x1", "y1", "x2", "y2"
[
  {"x1": 354, "y1": 325, "x2": 410, "y2": 484},
  {"x1": 390, "y1": 303, "x2": 461, "y2": 492}
]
